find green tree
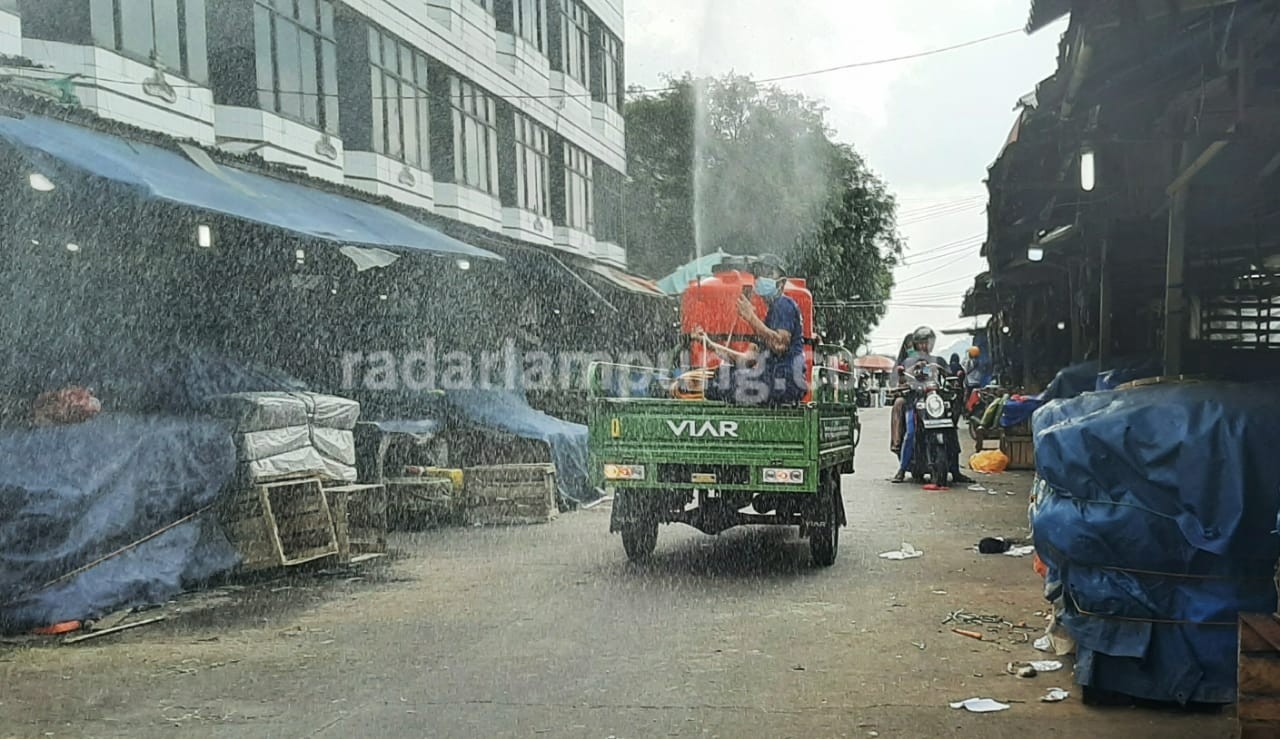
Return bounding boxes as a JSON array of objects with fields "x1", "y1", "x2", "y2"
[{"x1": 624, "y1": 74, "x2": 902, "y2": 346}]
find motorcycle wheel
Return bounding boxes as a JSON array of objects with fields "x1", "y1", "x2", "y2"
[{"x1": 929, "y1": 437, "x2": 949, "y2": 488}]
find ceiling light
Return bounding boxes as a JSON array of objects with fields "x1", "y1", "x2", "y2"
[
  {"x1": 295, "y1": 249, "x2": 306, "y2": 261},
  {"x1": 1080, "y1": 147, "x2": 1096, "y2": 192},
  {"x1": 65, "y1": 243, "x2": 80, "y2": 252},
  {"x1": 456, "y1": 258, "x2": 471, "y2": 271},
  {"x1": 379, "y1": 294, "x2": 388, "y2": 301},
  {"x1": 28, "y1": 173, "x2": 55, "y2": 192},
  {"x1": 197, "y1": 224, "x2": 213, "y2": 248},
  {"x1": 1027, "y1": 246, "x2": 1044, "y2": 262},
  {"x1": 1056, "y1": 321, "x2": 1066, "y2": 330},
  {"x1": 1001, "y1": 325, "x2": 1011, "y2": 334}
]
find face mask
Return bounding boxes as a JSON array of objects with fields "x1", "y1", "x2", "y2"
[{"x1": 754, "y1": 277, "x2": 780, "y2": 298}]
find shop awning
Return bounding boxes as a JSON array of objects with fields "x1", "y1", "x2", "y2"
[
  {"x1": 0, "y1": 114, "x2": 500, "y2": 260},
  {"x1": 585, "y1": 263, "x2": 667, "y2": 297}
]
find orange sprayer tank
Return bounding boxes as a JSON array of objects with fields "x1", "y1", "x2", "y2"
[
  {"x1": 680, "y1": 270, "x2": 763, "y2": 338},
  {"x1": 784, "y1": 278, "x2": 815, "y2": 340}
]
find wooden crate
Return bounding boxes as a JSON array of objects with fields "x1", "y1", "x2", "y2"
[
  {"x1": 1239, "y1": 613, "x2": 1280, "y2": 737},
  {"x1": 385, "y1": 476, "x2": 458, "y2": 529},
  {"x1": 1001, "y1": 435, "x2": 1036, "y2": 470},
  {"x1": 324, "y1": 484, "x2": 388, "y2": 562},
  {"x1": 463, "y1": 464, "x2": 558, "y2": 526},
  {"x1": 220, "y1": 477, "x2": 339, "y2": 570}
]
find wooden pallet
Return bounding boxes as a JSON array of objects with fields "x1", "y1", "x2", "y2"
[
  {"x1": 220, "y1": 478, "x2": 339, "y2": 570},
  {"x1": 1238, "y1": 613, "x2": 1280, "y2": 737},
  {"x1": 324, "y1": 484, "x2": 388, "y2": 562},
  {"x1": 385, "y1": 477, "x2": 458, "y2": 529},
  {"x1": 1000, "y1": 435, "x2": 1036, "y2": 470},
  {"x1": 463, "y1": 464, "x2": 558, "y2": 526}
]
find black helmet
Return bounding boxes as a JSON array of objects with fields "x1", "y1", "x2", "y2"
[
  {"x1": 912, "y1": 326, "x2": 935, "y2": 343},
  {"x1": 751, "y1": 253, "x2": 787, "y2": 277}
]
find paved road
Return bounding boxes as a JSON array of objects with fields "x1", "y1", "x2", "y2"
[{"x1": 2, "y1": 409, "x2": 1231, "y2": 737}]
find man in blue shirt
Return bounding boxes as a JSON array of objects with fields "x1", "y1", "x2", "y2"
[{"x1": 695, "y1": 254, "x2": 807, "y2": 405}]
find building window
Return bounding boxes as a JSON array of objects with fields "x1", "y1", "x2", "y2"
[
  {"x1": 471, "y1": 0, "x2": 491, "y2": 11},
  {"x1": 558, "y1": 0, "x2": 589, "y2": 87},
  {"x1": 450, "y1": 77, "x2": 499, "y2": 195},
  {"x1": 596, "y1": 30, "x2": 621, "y2": 111},
  {"x1": 254, "y1": 0, "x2": 338, "y2": 134},
  {"x1": 595, "y1": 164, "x2": 623, "y2": 244},
  {"x1": 563, "y1": 142, "x2": 593, "y2": 232},
  {"x1": 514, "y1": 0, "x2": 546, "y2": 52},
  {"x1": 368, "y1": 27, "x2": 429, "y2": 169},
  {"x1": 514, "y1": 113, "x2": 549, "y2": 217},
  {"x1": 101, "y1": 0, "x2": 207, "y2": 82}
]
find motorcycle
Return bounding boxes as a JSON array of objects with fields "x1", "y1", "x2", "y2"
[
  {"x1": 963, "y1": 384, "x2": 1004, "y2": 450},
  {"x1": 899, "y1": 360, "x2": 963, "y2": 489}
]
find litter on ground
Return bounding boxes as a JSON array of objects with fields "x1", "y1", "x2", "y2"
[
  {"x1": 1041, "y1": 688, "x2": 1070, "y2": 703},
  {"x1": 949, "y1": 698, "x2": 1011, "y2": 713},
  {"x1": 878, "y1": 543, "x2": 923, "y2": 560}
]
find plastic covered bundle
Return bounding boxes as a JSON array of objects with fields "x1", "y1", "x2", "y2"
[{"x1": 1031, "y1": 382, "x2": 1280, "y2": 704}]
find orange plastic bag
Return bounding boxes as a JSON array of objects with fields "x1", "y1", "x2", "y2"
[
  {"x1": 969, "y1": 450, "x2": 1010, "y2": 474},
  {"x1": 1032, "y1": 552, "x2": 1048, "y2": 579}
]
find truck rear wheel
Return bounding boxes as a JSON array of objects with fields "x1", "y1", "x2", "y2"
[
  {"x1": 622, "y1": 520, "x2": 658, "y2": 561},
  {"x1": 809, "y1": 473, "x2": 840, "y2": 567}
]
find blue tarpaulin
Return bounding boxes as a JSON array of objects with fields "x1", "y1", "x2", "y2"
[
  {"x1": 442, "y1": 390, "x2": 593, "y2": 504},
  {"x1": 0, "y1": 115, "x2": 499, "y2": 261},
  {"x1": 1031, "y1": 383, "x2": 1280, "y2": 703},
  {"x1": 1000, "y1": 356, "x2": 1161, "y2": 427},
  {"x1": 0, "y1": 415, "x2": 239, "y2": 632}
]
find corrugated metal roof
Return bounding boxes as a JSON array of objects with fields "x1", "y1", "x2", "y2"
[{"x1": 1026, "y1": 0, "x2": 1071, "y2": 33}]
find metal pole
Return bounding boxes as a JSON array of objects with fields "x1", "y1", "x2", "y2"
[
  {"x1": 1098, "y1": 237, "x2": 1111, "y2": 365},
  {"x1": 1164, "y1": 146, "x2": 1190, "y2": 375}
]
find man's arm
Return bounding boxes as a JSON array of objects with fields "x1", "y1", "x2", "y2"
[{"x1": 692, "y1": 327, "x2": 756, "y2": 363}]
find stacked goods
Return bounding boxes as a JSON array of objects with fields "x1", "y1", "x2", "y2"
[
  {"x1": 463, "y1": 464, "x2": 558, "y2": 526},
  {"x1": 204, "y1": 392, "x2": 359, "y2": 483},
  {"x1": 299, "y1": 392, "x2": 360, "y2": 483},
  {"x1": 1030, "y1": 382, "x2": 1280, "y2": 705}
]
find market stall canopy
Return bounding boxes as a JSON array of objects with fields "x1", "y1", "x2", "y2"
[
  {"x1": 853, "y1": 354, "x2": 895, "y2": 372},
  {"x1": 656, "y1": 250, "x2": 743, "y2": 295},
  {"x1": 941, "y1": 315, "x2": 992, "y2": 335},
  {"x1": 0, "y1": 114, "x2": 500, "y2": 260},
  {"x1": 585, "y1": 262, "x2": 667, "y2": 297}
]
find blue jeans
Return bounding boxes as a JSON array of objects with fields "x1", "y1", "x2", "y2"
[{"x1": 898, "y1": 408, "x2": 915, "y2": 474}]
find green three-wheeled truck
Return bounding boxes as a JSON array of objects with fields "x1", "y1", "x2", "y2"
[{"x1": 587, "y1": 359, "x2": 860, "y2": 566}]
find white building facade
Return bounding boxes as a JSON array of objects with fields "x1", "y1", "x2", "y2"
[{"x1": 9, "y1": 0, "x2": 627, "y2": 266}]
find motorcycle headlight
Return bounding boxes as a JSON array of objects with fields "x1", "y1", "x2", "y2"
[{"x1": 925, "y1": 393, "x2": 946, "y2": 418}]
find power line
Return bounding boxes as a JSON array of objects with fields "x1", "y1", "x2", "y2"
[
  {"x1": 895, "y1": 252, "x2": 982, "y2": 287},
  {"x1": 27, "y1": 26, "x2": 1024, "y2": 103},
  {"x1": 899, "y1": 203, "x2": 985, "y2": 227},
  {"x1": 897, "y1": 197, "x2": 984, "y2": 220},
  {"x1": 747, "y1": 28, "x2": 1023, "y2": 86}
]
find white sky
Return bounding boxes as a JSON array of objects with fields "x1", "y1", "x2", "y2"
[{"x1": 624, "y1": 0, "x2": 1066, "y2": 354}]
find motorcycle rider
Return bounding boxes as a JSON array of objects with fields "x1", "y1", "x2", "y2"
[
  {"x1": 890, "y1": 326, "x2": 973, "y2": 485},
  {"x1": 890, "y1": 327, "x2": 936, "y2": 456}
]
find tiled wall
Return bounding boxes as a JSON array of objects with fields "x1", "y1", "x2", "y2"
[
  {"x1": 21, "y1": 40, "x2": 216, "y2": 145},
  {"x1": 0, "y1": 10, "x2": 20, "y2": 57}
]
